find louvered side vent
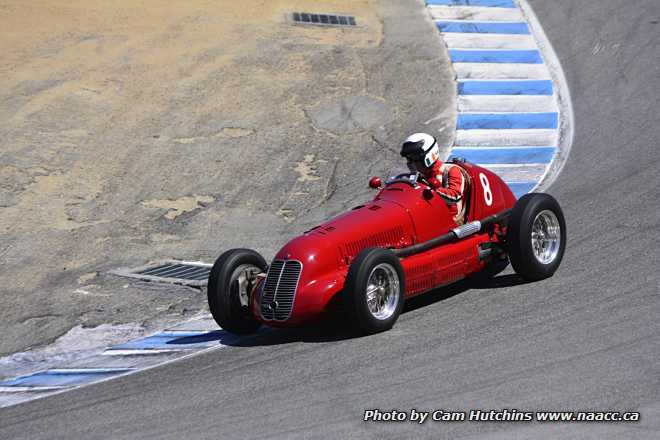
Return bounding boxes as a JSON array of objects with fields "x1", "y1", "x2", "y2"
[
  {"x1": 406, "y1": 262, "x2": 436, "y2": 295},
  {"x1": 260, "y1": 260, "x2": 302, "y2": 321},
  {"x1": 340, "y1": 226, "x2": 404, "y2": 261}
]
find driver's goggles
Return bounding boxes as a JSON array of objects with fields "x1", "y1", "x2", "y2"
[{"x1": 404, "y1": 153, "x2": 425, "y2": 162}]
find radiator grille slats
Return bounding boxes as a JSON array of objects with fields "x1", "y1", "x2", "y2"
[{"x1": 260, "y1": 260, "x2": 302, "y2": 321}]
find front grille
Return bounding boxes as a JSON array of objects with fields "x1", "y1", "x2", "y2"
[{"x1": 260, "y1": 260, "x2": 302, "y2": 321}]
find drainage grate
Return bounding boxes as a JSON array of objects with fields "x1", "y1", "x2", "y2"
[
  {"x1": 292, "y1": 12, "x2": 356, "y2": 27},
  {"x1": 110, "y1": 260, "x2": 212, "y2": 287}
]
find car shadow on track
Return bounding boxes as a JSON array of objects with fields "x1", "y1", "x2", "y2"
[
  {"x1": 469, "y1": 273, "x2": 533, "y2": 289},
  {"x1": 226, "y1": 320, "x2": 356, "y2": 347},
  {"x1": 403, "y1": 272, "x2": 530, "y2": 313},
  {"x1": 223, "y1": 265, "x2": 532, "y2": 348},
  {"x1": 404, "y1": 261, "x2": 531, "y2": 313}
]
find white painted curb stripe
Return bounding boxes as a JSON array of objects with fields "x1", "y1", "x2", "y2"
[
  {"x1": 429, "y1": 5, "x2": 524, "y2": 21},
  {"x1": 481, "y1": 164, "x2": 547, "y2": 182},
  {"x1": 102, "y1": 349, "x2": 186, "y2": 356},
  {"x1": 443, "y1": 33, "x2": 537, "y2": 49},
  {"x1": 0, "y1": 386, "x2": 68, "y2": 393},
  {"x1": 480, "y1": 162, "x2": 548, "y2": 167},
  {"x1": 455, "y1": 128, "x2": 557, "y2": 146},
  {"x1": 458, "y1": 95, "x2": 557, "y2": 112},
  {"x1": 454, "y1": 62, "x2": 550, "y2": 79},
  {"x1": 427, "y1": 0, "x2": 516, "y2": 6}
]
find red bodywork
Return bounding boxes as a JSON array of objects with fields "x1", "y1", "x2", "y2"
[{"x1": 251, "y1": 162, "x2": 517, "y2": 327}]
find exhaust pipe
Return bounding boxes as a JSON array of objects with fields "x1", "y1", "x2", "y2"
[{"x1": 392, "y1": 208, "x2": 511, "y2": 258}]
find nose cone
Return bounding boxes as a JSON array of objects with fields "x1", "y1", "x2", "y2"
[
  {"x1": 275, "y1": 232, "x2": 338, "y2": 272},
  {"x1": 254, "y1": 231, "x2": 342, "y2": 325}
]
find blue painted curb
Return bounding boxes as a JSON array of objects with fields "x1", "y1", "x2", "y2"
[
  {"x1": 450, "y1": 146, "x2": 556, "y2": 164},
  {"x1": 506, "y1": 182, "x2": 537, "y2": 198},
  {"x1": 449, "y1": 49, "x2": 543, "y2": 64},
  {"x1": 436, "y1": 21, "x2": 530, "y2": 34},
  {"x1": 458, "y1": 79, "x2": 553, "y2": 95},
  {"x1": 1, "y1": 368, "x2": 135, "y2": 388},
  {"x1": 109, "y1": 330, "x2": 229, "y2": 351},
  {"x1": 457, "y1": 112, "x2": 558, "y2": 129}
]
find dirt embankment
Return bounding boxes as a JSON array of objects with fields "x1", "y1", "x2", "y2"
[{"x1": 0, "y1": 0, "x2": 454, "y2": 355}]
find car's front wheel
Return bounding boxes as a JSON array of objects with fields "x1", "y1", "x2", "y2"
[
  {"x1": 506, "y1": 193, "x2": 566, "y2": 281},
  {"x1": 344, "y1": 248, "x2": 405, "y2": 335},
  {"x1": 207, "y1": 248, "x2": 267, "y2": 334}
]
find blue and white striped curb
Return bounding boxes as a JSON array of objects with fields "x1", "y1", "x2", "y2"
[
  {"x1": 0, "y1": 316, "x2": 240, "y2": 407},
  {"x1": 0, "y1": 368, "x2": 135, "y2": 390},
  {"x1": 428, "y1": 0, "x2": 574, "y2": 198}
]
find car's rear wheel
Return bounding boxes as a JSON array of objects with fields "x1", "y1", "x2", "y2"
[
  {"x1": 207, "y1": 248, "x2": 267, "y2": 334},
  {"x1": 506, "y1": 193, "x2": 566, "y2": 281},
  {"x1": 344, "y1": 248, "x2": 405, "y2": 335}
]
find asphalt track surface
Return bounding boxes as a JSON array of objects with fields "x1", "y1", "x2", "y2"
[{"x1": 1, "y1": 1, "x2": 659, "y2": 438}]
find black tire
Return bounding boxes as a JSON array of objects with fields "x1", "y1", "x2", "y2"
[
  {"x1": 343, "y1": 248, "x2": 405, "y2": 335},
  {"x1": 506, "y1": 193, "x2": 566, "y2": 281},
  {"x1": 207, "y1": 248, "x2": 267, "y2": 334}
]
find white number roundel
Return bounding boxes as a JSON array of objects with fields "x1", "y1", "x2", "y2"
[{"x1": 479, "y1": 173, "x2": 493, "y2": 206}]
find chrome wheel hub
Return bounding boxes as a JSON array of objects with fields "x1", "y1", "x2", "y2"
[
  {"x1": 232, "y1": 264, "x2": 260, "y2": 308},
  {"x1": 531, "y1": 210, "x2": 561, "y2": 264},
  {"x1": 365, "y1": 263, "x2": 400, "y2": 320}
]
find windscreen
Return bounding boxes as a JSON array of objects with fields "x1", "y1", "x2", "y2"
[{"x1": 385, "y1": 167, "x2": 418, "y2": 185}]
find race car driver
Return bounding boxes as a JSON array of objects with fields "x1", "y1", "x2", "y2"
[{"x1": 400, "y1": 132, "x2": 467, "y2": 225}]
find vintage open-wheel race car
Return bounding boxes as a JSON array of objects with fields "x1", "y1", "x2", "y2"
[{"x1": 207, "y1": 158, "x2": 566, "y2": 335}]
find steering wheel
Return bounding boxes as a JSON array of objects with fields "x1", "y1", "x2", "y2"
[{"x1": 387, "y1": 172, "x2": 433, "y2": 188}]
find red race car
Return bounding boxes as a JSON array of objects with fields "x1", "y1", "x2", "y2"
[{"x1": 207, "y1": 158, "x2": 566, "y2": 335}]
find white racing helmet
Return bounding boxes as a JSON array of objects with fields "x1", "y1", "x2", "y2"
[{"x1": 400, "y1": 133, "x2": 440, "y2": 168}]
